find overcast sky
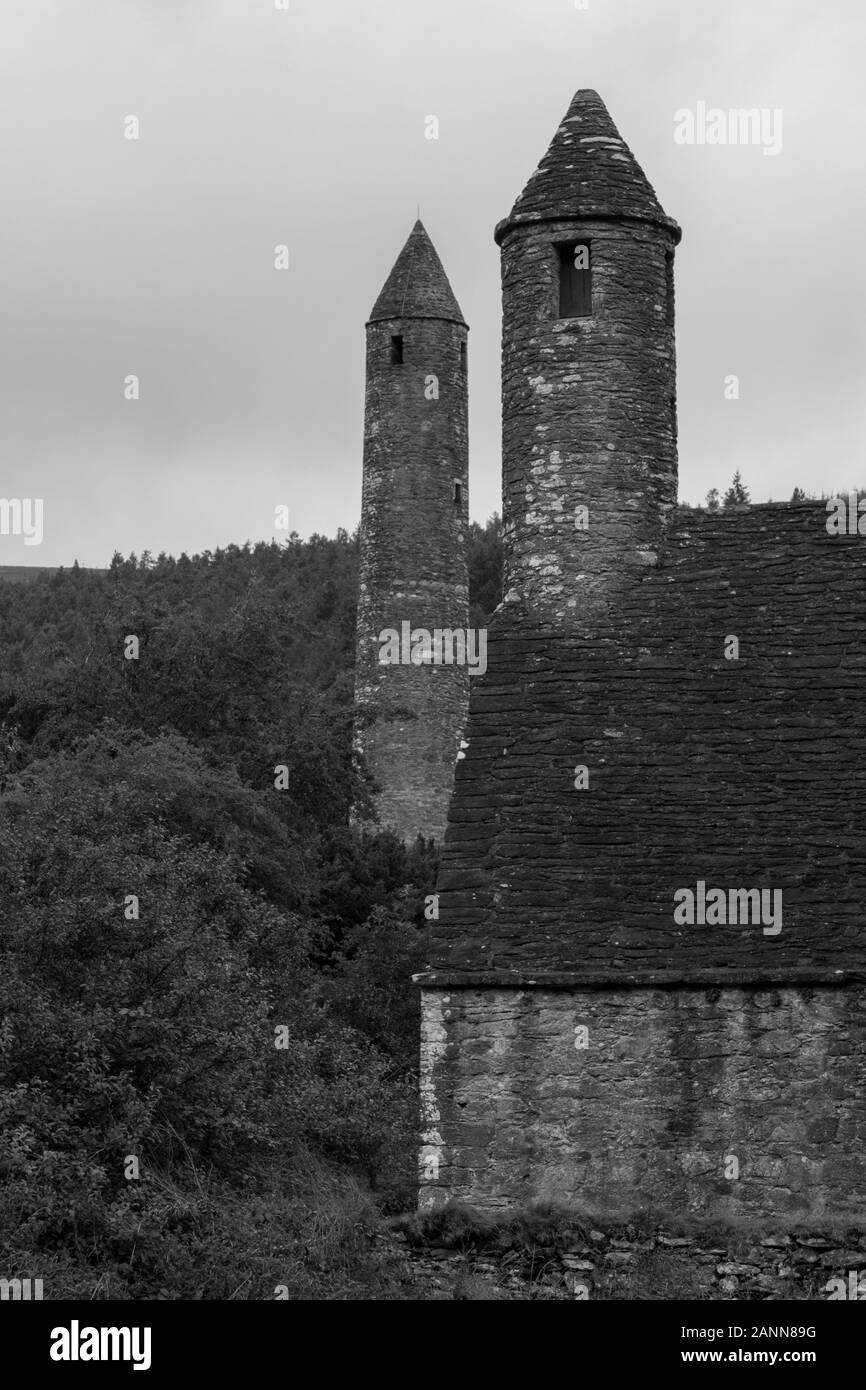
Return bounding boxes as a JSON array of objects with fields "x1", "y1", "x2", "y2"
[{"x1": 1, "y1": 0, "x2": 864, "y2": 567}]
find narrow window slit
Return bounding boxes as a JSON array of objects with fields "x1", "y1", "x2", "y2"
[{"x1": 557, "y1": 242, "x2": 592, "y2": 318}]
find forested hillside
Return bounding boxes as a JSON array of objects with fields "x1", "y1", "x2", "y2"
[{"x1": 0, "y1": 518, "x2": 502, "y2": 1300}]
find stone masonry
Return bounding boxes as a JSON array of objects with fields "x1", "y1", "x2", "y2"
[
  {"x1": 355, "y1": 221, "x2": 470, "y2": 843},
  {"x1": 420, "y1": 987, "x2": 866, "y2": 1221},
  {"x1": 495, "y1": 90, "x2": 680, "y2": 627},
  {"x1": 417, "y1": 91, "x2": 866, "y2": 1225}
]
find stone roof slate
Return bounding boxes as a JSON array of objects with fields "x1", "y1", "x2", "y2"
[
  {"x1": 494, "y1": 88, "x2": 681, "y2": 245},
  {"x1": 426, "y1": 503, "x2": 866, "y2": 984},
  {"x1": 368, "y1": 220, "x2": 467, "y2": 326}
]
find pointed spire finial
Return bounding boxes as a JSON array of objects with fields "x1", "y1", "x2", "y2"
[
  {"x1": 368, "y1": 221, "x2": 467, "y2": 326},
  {"x1": 495, "y1": 89, "x2": 680, "y2": 245}
]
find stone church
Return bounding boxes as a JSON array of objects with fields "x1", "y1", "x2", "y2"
[{"x1": 357, "y1": 90, "x2": 866, "y2": 1223}]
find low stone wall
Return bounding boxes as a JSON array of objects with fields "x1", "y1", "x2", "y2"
[
  {"x1": 380, "y1": 1218, "x2": 866, "y2": 1300},
  {"x1": 419, "y1": 985, "x2": 866, "y2": 1223}
]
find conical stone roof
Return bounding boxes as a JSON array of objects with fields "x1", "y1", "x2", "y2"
[
  {"x1": 495, "y1": 89, "x2": 680, "y2": 244},
  {"x1": 368, "y1": 220, "x2": 467, "y2": 326}
]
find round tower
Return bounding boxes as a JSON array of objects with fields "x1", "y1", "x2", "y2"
[
  {"x1": 355, "y1": 220, "x2": 469, "y2": 843},
  {"x1": 494, "y1": 89, "x2": 681, "y2": 625}
]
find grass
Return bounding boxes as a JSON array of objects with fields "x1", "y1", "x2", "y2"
[{"x1": 6, "y1": 1170, "x2": 860, "y2": 1301}]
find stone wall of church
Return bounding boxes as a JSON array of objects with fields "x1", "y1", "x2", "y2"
[{"x1": 419, "y1": 985, "x2": 866, "y2": 1222}]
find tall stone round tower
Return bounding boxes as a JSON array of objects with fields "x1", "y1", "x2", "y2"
[
  {"x1": 355, "y1": 220, "x2": 469, "y2": 843},
  {"x1": 495, "y1": 89, "x2": 681, "y2": 625}
]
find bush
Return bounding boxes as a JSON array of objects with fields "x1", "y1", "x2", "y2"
[{"x1": 0, "y1": 729, "x2": 418, "y2": 1290}]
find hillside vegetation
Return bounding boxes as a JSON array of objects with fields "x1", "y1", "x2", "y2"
[{"x1": 0, "y1": 519, "x2": 502, "y2": 1299}]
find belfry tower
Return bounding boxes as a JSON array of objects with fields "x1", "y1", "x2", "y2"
[
  {"x1": 496, "y1": 88, "x2": 681, "y2": 623},
  {"x1": 354, "y1": 221, "x2": 470, "y2": 843}
]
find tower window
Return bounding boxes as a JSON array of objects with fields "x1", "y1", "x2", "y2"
[
  {"x1": 459, "y1": 341, "x2": 467, "y2": 371},
  {"x1": 390, "y1": 334, "x2": 403, "y2": 365},
  {"x1": 665, "y1": 250, "x2": 675, "y2": 330},
  {"x1": 557, "y1": 241, "x2": 592, "y2": 318},
  {"x1": 453, "y1": 479, "x2": 462, "y2": 505}
]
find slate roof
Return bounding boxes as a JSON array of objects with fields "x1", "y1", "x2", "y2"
[
  {"x1": 368, "y1": 220, "x2": 467, "y2": 326},
  {"x1": 494, "y1": 88, "x2": 681, "y2": 246},
  {"x1": 424, "y1": 503, "x2": 866, "y2": 985}
]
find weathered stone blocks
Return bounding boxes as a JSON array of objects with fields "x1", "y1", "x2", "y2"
[
  {"x1": 355, "y1": 223, "x2": 470, "y2": 842},
  {"x1": 419, "y1": 986, "x2": 866, "y2": 1223}
]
